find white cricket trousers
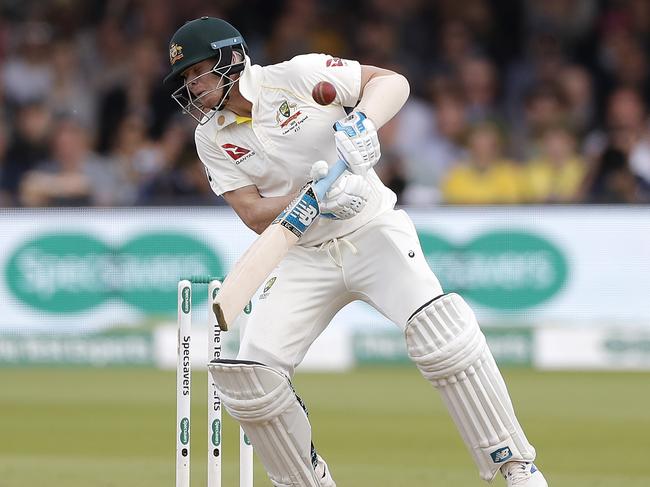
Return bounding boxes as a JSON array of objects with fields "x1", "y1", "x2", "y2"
[{"x1": 238, "y1": 209, "x2": 443, "y2": 378}]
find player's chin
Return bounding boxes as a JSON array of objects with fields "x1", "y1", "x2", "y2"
[{"x1": 199, "y1": 92, "x2": 224, "y2": 111}]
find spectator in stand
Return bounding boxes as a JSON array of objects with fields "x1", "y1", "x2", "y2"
[
  {"x1": 585, "y1": 87, "x2": 645, "y2": 155},
  {"x1": 138, "y1": 145, "x2": 217, "y2": 206},
  {"x1": 46, "y1": 40, "x2": 96, "y2": 130},
  {"x1": 596, "y1": 17, "x2": 650, "y2": 106},
  {"x1": 130, "y1": 118, "x2": 192, "y2": 204},
  {"x1": 0, "y1": 14, "x2": 9, "y2": 63},
  {"x1": 265, "y1": 0, "x2": 346, "y2": 64},
  {"x1": 103, "y1": 113, "x2": 157, "y2": 206},
  {"x1": 373, "y1": 147, "x2": 407, "y2": 204},
  {"x1": 373, "y1": 116, "x2": 408, "y2": 203},
  {"x1": 522, "y1": 124, "x2": 586, "y2": 203},
  {"x1": 442, "y1": 122, "x2": 522, "y2": 204},
  {"x1": 0, "y1": 101, "x2": 52, "y2": 206},
  {"x1": 628, "y1": 0, "x2": 650, "y2": 56},
  {"x1": 504, "y1": 31, "x2": 567, "y2": 135},
  {"x1": 581, "y1": 87, "x2": 649, "y2": 202},
  {"x1": 130, "y1": 0, "x2": 175, "y2": 48},
  {"x1": 379, "y1": 91, "x2": 436, "y2": 182},
  {"x1": 0, "y1": 62, "x2": 7, "y2": 124},
  {"x1": 511, "y1": 82, "x2": 568, "y2": 160},
  {"x1": 584, "y1": 87, "x2": 650, "y2": 196},
  {"x1": 1, "y1": 21, "x2": 53, "y2": 107},
  {"x1": 0, "y1": 120, "x2": 9, "y2": 206},
  {"x1": 400, "y1": 84, "x2": 469, "y2": 205},
  {"x1": 19, "y1": 117, "x2": 120, "y2": 207},
  {"x1": 96, "y1": 38, "x2": 175, "y2": 153},
  {"x1": 77, "y1": 18, "x2": 130, "y2": 94},
  {"x1": 437, "y1": 0, "x2": 501, "y2": 56},
  {"x1": 355, "y1": 17, "x2": 401, "y2": 68},
  {"x1": 626, "y1": 0, "x2": 650, "y2": 38},
  {"x1": 558, "y1": 64, "x2": 596, "y2": 136},
  {"x1": 359, "y1": 0, "x2": 436, "y2": 86},
  {"x1": 433, "y1": 19, "x2": 480, "y2": 75},
  {"x1": 582, "y1": 146, "x2": 641, "y2": 203},
  {"x1": 523, "y1": 0, "x2": 597, "y2": 47},
  {"x1": 459, "y1": 55, "x2": 501, "y2": 124}
]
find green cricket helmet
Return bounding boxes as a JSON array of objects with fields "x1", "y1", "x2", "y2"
[{"x1": 164, "y1": 17, "x2": 248, "y2": 124}]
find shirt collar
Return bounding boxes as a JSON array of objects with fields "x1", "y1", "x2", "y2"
[
  {"x1": 237, "y1": 55, "x2": 262, "y2": 103},
  {"x1": 235, "y1": 115, "x2": 252, "y2": 124}
]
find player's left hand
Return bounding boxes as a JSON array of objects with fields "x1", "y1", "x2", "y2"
[
  {"x1": 310, "y1": 160, "x2": 370, "y2": 219},
  {"x1": 333, "y1": 111, "x2": 381, "y2": 176}
]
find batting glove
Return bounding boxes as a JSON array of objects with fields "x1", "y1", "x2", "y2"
[
  {"x1": 333, "y1": 111, "x2": 381, "y2": 176},
  {"x1": 310, "y1": 160, "x2": 370, "y2": 219}
]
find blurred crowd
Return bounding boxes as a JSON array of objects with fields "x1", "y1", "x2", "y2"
[{"x1": 1, "y1": 0, "x2": 650, "y2": 207}]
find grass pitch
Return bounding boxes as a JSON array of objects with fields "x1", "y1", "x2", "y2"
[{"x1": 0, "y1": 367, "x2": 648, "y2": 486}]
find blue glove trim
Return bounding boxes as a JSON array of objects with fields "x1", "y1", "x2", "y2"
[
  {"x1": 313, "y1": 160, "x2": 347, "y2": 201},
  {"x1": 333, "y1": 111, "x2": 368, "y2": 137}
]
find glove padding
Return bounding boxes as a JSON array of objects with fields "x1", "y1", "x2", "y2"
[
  {"x1": 333, "y1": 111, "x2": 381, "y2": 176},
  {"x1": 310, "y1": 160, "x2": 370, "y2": 219}
]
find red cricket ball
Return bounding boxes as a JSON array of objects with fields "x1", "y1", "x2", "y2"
[{"x1": 311, "y1": 81, "x2": 337, "y2": 106}]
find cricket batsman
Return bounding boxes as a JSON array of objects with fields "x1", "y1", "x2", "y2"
[{"x1": 164, "y1": 16, "x2": 548, "y2": 487}]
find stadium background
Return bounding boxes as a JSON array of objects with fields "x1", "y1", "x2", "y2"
[{"x1": 0, "y1": 1, "x2": 649, "y2": 486}]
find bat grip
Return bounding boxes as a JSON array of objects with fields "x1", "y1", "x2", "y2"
[{"x1": 313, "y1": 159, "x2": 348, "y2": 201}]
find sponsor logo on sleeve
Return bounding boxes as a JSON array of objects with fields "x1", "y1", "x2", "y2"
[
  {"x1": 325, "y1": 57, "x2": 345, "y2": 67},
  {"x1": 221, "y1": 143, "x2": 254, "y2": 163}
]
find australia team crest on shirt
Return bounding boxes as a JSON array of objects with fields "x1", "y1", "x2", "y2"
[{"x1": 275, "y1": 99, "x2": 308, "y2": 135}]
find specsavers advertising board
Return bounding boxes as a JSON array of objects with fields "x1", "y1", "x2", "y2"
[{"x1": 1, "y1": 206, "x2": 649, "y2": 333}]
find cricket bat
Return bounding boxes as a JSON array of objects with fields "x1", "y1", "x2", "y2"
[{"x1": 213, "y1": 159, "x2": 347, "y2": 330}]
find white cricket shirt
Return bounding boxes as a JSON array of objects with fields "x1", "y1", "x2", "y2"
[{"x1": 194, "y1": 53, "x2": 397, "y2": 246}]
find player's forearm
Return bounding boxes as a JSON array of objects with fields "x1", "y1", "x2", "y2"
[
  {"x1": 238, "y1": 193, "x2": 296, "y2": 234},
  {"x1": 356, "y1": 72, "x2": 410, "y2": 128}
]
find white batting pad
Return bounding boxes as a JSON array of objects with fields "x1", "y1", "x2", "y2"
[
  {"x1": 405, "y1": 294, "x2": 536, "y2": 481},
  {"x1": 208, "y1": 360, "x2": 324, "y2": 487}
]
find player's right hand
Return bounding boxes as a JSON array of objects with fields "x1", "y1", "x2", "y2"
[{"x1": 310, "y1": 160, "x2": 370, "y2": 219}]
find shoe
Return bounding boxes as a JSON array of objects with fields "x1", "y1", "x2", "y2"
[
  {"x1": 501, "y1": 462, "x2": 548, "y2": 486},
  {"x1": 314, "y1": 455, "x2": 336, "y2": 487}
]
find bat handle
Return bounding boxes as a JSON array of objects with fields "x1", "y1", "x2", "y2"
[{"x1": 313, "y1": 159, "x2": 347, "y2": 201}]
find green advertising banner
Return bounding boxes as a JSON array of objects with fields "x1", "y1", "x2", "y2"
[
  {"x1": 1, "y1": 207, "x2": 649, "y2": 338},
  {"x1": 5, "y1": 232, "x2": 224, "y2": 314},
  {"x1": 418, "y1": 230, "x2": 568, "y2": 310}
]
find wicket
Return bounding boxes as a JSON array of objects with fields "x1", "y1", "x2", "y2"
[{"x1": 176, "y1": 277, "x2": 254, "y2": 487}]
